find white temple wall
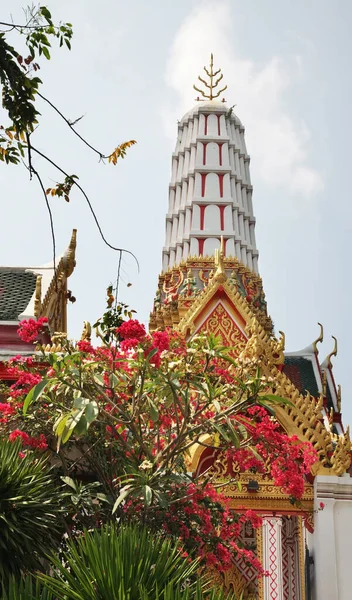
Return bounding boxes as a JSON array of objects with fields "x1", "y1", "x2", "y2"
[
  {"x1": 224, "y1": 205, "x2": 232, "y2": 233},
  {"x1": 177, "y1": 212, "x2": 185, "y2": 241},
  {"x1": 204, "y1": 205, "x2": 220, "y2": 231},
  {"x1": 223, "y1": 173, "x2": 231, "y2": 197},
  {"x1": 171, "y1": 218, "x2": 178, "y2": 245},
  {"x1": 181, "y1": 182, "x2": 188, "y2": 208},
  {"x1": 190, "y1": 237, "x2": 198, "y2": 255},
  {"x1": 190, "y1": 146, "x2": 196, "y2": 171},
  {"x1": 203, "y1": 237, "x2": 220, "y2": 256},
  {"x1": 226, "y1": 238, "x2": 235, "y2": 256},
  {"x1": 192, "y1": 204, "x2": 200, "y2": 229},
  {"x1": 205, "y1": 173, "x2": 219, "y2": 197},
  {"x1": 168, "y1": 189, "x2": 175, "y2": 213},
  {"x1": 176, "y1": 155, "x2": 184, "y2": 181},
  {"x1": 174, "y1": 185, "x2": 181, "y2": 212},
  {"x1": 194, "y1": 173, "x2": 202, "y2": 197},
  {"x1": 207, "y1": 114, "x2": 218, "y2": 135},
  {"x1": 206, "y1": 142, "x2": 219, "y2": 165},
  {"x1": 222, "y1": 143, "x2": 230, "y2": 167},
  {"x1": 312, "y1": 475, "x2": 352, "y2": 600},
  {"x1": 187, "y1": 177, "x2": 194, "y2": 205},
  {"x1": 184, "y1": 208, "x2": 192, "y2": 235}
]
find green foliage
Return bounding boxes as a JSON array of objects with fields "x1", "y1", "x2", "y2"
[
  {"x1": 1, "y1": 576, "x2": 54, "y2": 600},
  {"x1": 0, "y1": 438, "x2": 66, "y2": 583},
  {"x1": 93, "y1": 291, "x2": 137, "y2": 343},
  {"x1": 40, "y1": 525, "x2": 235, "y2": 600},
  {"x1": 0, "y1": 5, "x2": 72, "y2": 161}
]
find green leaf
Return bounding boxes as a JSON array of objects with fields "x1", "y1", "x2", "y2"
[
  {"x1": 212, "y1": 399, "x2": 221, "y2": 413},
  {"x1": 85, "y1": 401, "x2": 99, "y2": 424},
  {"x1": 42, "y1": 46, "x2": 51, "y2": 60},
  {"x1": 143, "y1": 485, "x2": 153, "y2": 507},
  {"x1": 112, "y1": 486, "x2": 132, "y2": 514},
  {"x1": 23, "y1": 379, "x2": 48, "y2": 415},
  {"x1": 148, "y1": 399, "x2": 159, "y2": 422},
  {"x1": 61, "y1": 476, "x2": 77, "y2": 491}
]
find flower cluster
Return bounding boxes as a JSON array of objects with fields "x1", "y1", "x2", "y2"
[
  {"x1": 8, "y1": 429, "x2": 48, "y2": 450},
  {"x1": 17, "y1": 316, "x2": 48, "y2": 343}
]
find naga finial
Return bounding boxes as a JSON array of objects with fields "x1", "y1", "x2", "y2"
[
  {"x1": 326, "y1": 335, "x2": 338, "y2": 369},
  {"x1": 312, "y1": 322, "x2": 324, "y2": 353},
  {"x1": 64, "y1": 229, "x2": 77, "y2": 277},
  {"x1": 214, "y1": 237, "x2": 226, "y2": 282},
  {"x1": 193, "y1": 53, "x2": 227, "y2": 101}
]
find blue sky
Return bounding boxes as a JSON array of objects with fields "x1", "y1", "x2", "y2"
[{"x1": 1, "y1": 0, "x2": 352, "y2": 424}]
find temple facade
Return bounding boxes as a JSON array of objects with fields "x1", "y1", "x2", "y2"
[{"x1": 150, "y1": 57, "x2": 352, "y2": 600}]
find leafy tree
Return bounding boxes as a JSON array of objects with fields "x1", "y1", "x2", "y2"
[{"x1": 0, "y1": 312, "x2": 317, "y2": 575}]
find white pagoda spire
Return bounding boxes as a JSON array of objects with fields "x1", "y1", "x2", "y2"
[{"x1": 162, "y1": 56, "x2": 259, "y2": 274}]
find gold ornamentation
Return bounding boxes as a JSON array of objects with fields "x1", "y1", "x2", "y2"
[
  {"x1": 325, "y1": 335, "x2": 338, "y2": 368},
  {"x1": 297, "y1": 517, "x2": 306, "y2": 600},
  {"x1": 34, "y1": 275, "x2": 42, "y2": 317},
  {"x1": 193, "y1": 53, "x2": 227, "y2": 101},
  {"x1": 81, "y1": 321, "x2": 92, "y2": 341},
  {"x1": 337, "y1": 384, "x2": 341, "y2": 413},
  {"x1": 63, "y1": 229, "x2": 77, "y2": 277},
  {"x1": 202, "y1": 303, "x2": 247, "y2": 353},
  {"x1": 40, "y1": 229, "x2": 78, "y2": 333},
  {"x1": 330, "y1": 427, "x2": 351, "y2": 476},
  {"x1": 214, "y1": 236, "x2": 226, "y2": 282},
  {"x1": 312, "y1": 322, "x2": 324, "y2": 353}
]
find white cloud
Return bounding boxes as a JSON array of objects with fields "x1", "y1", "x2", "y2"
[{"x1": 163, "y1": 0, "x2": 324, "y2": 199}]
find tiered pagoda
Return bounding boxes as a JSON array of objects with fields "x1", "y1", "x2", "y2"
[{"x1": 149, "y1": 56, "x2": 352, "y2": 600}]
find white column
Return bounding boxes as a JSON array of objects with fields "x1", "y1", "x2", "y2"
[
  {"x1": 312, "y1": 476, "x2": 352, "y2": 600},
  {"x1": 262, "y1": 516, "x2": 284, "y2": 600}
]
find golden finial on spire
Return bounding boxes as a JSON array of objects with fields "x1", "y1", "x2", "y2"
[
  {"x1": 312, "y1": 322, "x2": 324, "y2": 353},
  {"x1": 193, "y1": 53, "x2": 227, "y2": 101}
]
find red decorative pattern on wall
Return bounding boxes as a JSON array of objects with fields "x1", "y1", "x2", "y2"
[
  {"x1": 218, "y1": 142, "x2": 223, "y2": 166},
  {"x1": 267, "y1": 519, "x2": 280, "y2": 600},
  {"x1": 282, "y1": 517, "x2": 299, "y2": 600},
  {"x1": 199, "y1": 205, "x2": 206, "y2": 231},
  {"x1": 201, "y1": 173, "x2": 207, "y2": 197},
  {"x1": 218, "y1": 205, "x2": 225, "y2": 231},
  {"x1": 202, "y1": 142, "x2": 207, "y2": 165},
  {"x1": 218, "y1": 173, "x2": 224, "y2": 198},
  {"x1": 197, "y1": 238, "x2": 205, "y2": 255},
  {"x1": 217, "y1": 114, "x2": 221, "y2": 136},
  {"x1": 204, "y1": 114, "x2": 209, "y2": 135}
]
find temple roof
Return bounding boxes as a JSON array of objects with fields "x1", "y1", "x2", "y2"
[
  {"x1": 0, "y1": 269, "x2": 37, "y2": 321},
  {"x1": 283, "y1": 356, "x2": 320, "y2": 397}
]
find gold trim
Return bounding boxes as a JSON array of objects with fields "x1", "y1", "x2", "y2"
[
  {"x1": 298, "y1": 516, "x2": 306, "y2": 600},
  {"x1": 257, "y1": 527, "x2": 263, "y2": 600}
]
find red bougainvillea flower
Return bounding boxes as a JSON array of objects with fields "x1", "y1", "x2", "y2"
[
  {"x1": 9, "y1": 429, "x2": 48, "y2": 451},
  {"x1": 116, "y1": 319, "x2": 146, "y2": 341},
  {"x1": 77, "y1": 339, "x2": 95, "y2": 353},
  {"x1": 17, "y1": 316, "x2": 48, "y2": 343}
]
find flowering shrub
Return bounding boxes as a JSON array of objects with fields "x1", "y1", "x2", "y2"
[{"x1": 0, "y1": 312, "x2": 318, "y2": 575}]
